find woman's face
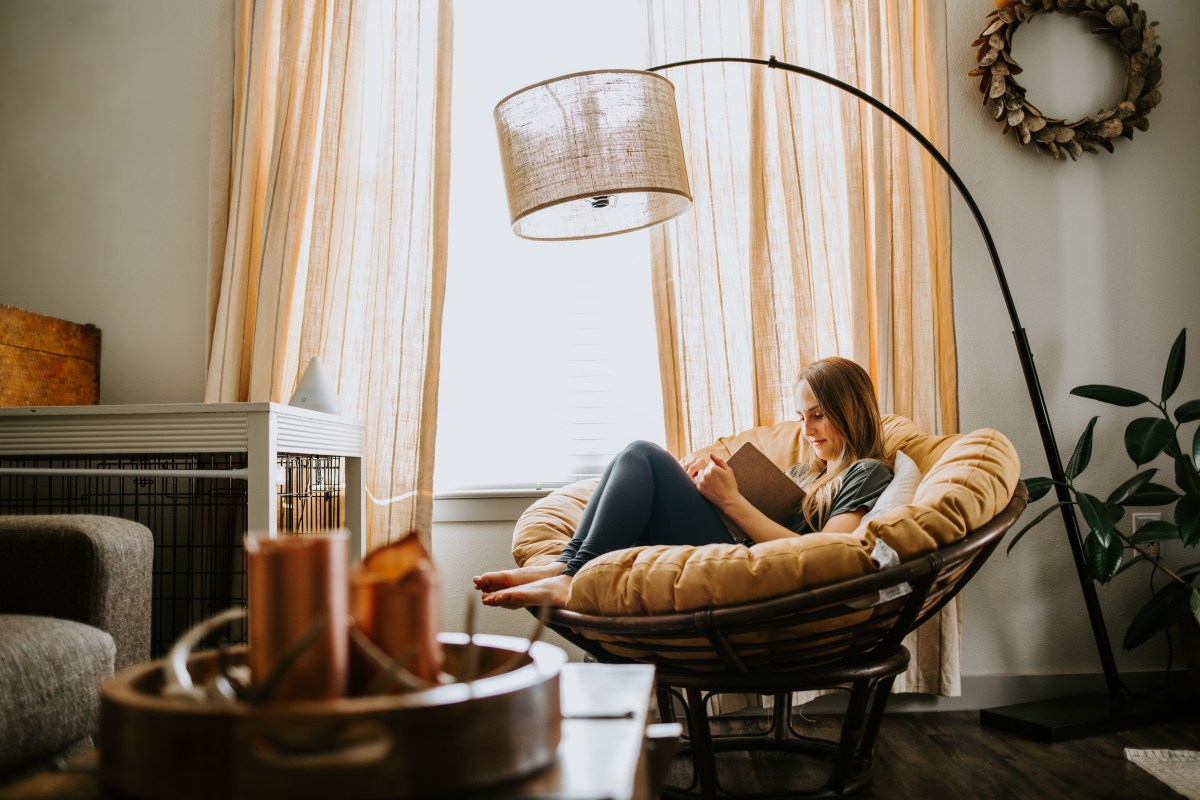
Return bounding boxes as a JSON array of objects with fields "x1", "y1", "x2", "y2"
[{"x1": 796, "y1": 380, "x2": 845, "y2": 466}]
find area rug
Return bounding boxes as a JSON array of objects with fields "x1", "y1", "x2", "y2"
[{"x1": 1126, "y1": 748, "x2": 1200, "y2": 799}]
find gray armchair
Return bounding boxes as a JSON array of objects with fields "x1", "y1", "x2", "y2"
[{"x1": 0, "y1": 515, "x2": 153, "y2": 779}]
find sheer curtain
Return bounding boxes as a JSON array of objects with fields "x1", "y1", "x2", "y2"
[
  {"x1": 648, "y1": 0, "x2": 959, "y2": 695},
  {"x1": 206, "y1": 0, "x2": 453, "y2": 551}
]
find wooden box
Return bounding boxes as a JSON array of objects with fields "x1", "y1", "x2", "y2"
[{"x1": 0, "y1": 304, "x2": 100, "y2": 406}]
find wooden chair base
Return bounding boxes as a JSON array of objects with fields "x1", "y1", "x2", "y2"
[{"x1": 655, "y1": 648, "x2": 910, "y2": 799}]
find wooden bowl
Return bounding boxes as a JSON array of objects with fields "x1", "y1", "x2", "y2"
[{"x1": 99, "y1": 633, "x2": 565, "y2": 800}]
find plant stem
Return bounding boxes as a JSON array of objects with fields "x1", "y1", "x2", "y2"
[{"x1": 1114, "y1": 529, "x2": 1191, "y2": 587}]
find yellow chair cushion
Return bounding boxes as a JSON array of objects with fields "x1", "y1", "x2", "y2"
[{"x1": 510, "y1": 415, "x2": 1020, "y2": 615}]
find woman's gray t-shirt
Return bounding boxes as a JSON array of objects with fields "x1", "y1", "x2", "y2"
[{"x1": 784, "y1": 459, "x2": 893, "y2": 534}]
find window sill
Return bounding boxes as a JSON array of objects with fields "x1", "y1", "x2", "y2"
[{"x1": 432, "y1": 486, "x2": 556, "y2": 524}]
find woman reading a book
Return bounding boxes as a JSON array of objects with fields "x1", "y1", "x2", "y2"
[{"x1": 474, "y1": 357, "x2": 893, "y2": 609}]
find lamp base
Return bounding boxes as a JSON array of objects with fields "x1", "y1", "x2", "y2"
[{"x1": 979, "y1": 692, "x2": 1175, "y2": 743}]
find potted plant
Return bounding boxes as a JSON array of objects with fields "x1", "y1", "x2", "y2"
[{"x1": 1010, "y1": 328, "x2": 1200, "y2": 651}]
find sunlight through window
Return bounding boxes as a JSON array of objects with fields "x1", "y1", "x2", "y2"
[{"x1": 434, "y1": 1, "x2": 666, "y2": 490}]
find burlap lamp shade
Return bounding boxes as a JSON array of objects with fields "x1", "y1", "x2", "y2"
[{"x1": 493, "y1": 70, "x2": 692, "y2": 240}]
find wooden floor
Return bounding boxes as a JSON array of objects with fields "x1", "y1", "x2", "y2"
[{"x1": 664, "y1": 711, "x2": 1200, "y2": 799}]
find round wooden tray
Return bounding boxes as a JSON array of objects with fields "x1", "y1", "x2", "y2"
[{"x1": 99, "y1": 633, "x2": 565, "y2": 800}]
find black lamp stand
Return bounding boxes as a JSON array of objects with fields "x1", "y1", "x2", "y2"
[{"x1": 646, "y1": 56, "x2": 1168, "y2": 740}]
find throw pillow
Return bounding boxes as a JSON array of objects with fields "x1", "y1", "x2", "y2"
[{"x1": 863, "y1": 450, "x2": 921, "y2": 522}]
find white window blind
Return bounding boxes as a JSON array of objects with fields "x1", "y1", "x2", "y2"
[{"x1": 434, "y1": 1, "x2": 666, "y2": 491}]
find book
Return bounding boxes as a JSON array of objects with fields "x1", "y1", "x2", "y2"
[{"x1": 721, "y1": 442, "x2": 807, "y2": 538}]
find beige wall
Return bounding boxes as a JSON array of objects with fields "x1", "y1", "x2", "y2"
[
  {"x1": 0, "y1": 0, "x2": 219, "y2": 404},
  {"x1": 2, "y1": 0, "x2": 1199, "y2": 700},
  {"x1": 946, "y1": 3, "x2": 1200, "y2": 680}
]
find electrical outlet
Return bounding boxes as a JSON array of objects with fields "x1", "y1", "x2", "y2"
[{"x1": 1133, "y1": 512, "x2": 1163, "y2": 559}]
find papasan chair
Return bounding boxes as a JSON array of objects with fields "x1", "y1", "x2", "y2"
[{"x1": 509, "y1": 415, "x2": 1026, "y2": 798}]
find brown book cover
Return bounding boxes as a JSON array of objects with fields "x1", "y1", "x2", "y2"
[{"x1": 721, "y1": 442, "x2": 807, "y2": 537}]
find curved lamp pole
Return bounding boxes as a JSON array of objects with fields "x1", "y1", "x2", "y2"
[{"x1": 493, "y1": 56, "x2": 1144, "y2": 739}]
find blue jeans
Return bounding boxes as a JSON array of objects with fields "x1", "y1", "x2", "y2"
[{"x1": 555, "y1": 440, "x2": 735, "y2": 576}]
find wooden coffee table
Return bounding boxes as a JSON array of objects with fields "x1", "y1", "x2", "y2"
[{"x1": 0, "y1": 663, "x2": 658, "y2": 800}]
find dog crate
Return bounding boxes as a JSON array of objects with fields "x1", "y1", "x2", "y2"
[{"x1": 0, "y1": 403, "x2": 364, "y2": 655}]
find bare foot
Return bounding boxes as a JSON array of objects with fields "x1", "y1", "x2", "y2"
[
  {"x1": 473, "y1": 562, "x2": 566, "y2": 593},
  {"x1": 481, "y1": 574, "x2": 572, "y2": 609}
]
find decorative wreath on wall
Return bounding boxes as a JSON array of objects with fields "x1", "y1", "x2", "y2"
[{"x1": 971, "y1": 0, "x2": 1162, "y2": 160}]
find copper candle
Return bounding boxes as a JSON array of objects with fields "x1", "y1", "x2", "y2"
[
  {"x1": 245, "y1": 531, "x2": 348, "y2": 701},
  {"x1": 350, "y1": 533, "x2": 443, "y2": 686}
]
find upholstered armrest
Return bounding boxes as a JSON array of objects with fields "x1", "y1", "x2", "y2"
[
  {"x1": 864, "y1": 428, "x2": 1021, "y2": 561},
  {"x1": 0, "y1": 516, "x2": 153, "y2": 669},
  {"x1": 513, "y1": 478, "x2": 598, "y2": 568}
]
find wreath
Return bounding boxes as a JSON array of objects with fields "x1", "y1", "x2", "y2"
[{"x1": 970, "y1": 0, "x2": 1162, "y2": 160}]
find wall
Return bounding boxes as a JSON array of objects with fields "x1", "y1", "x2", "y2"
[
  {"x1": 431, "y1": 495, "x2": 585, "y2": 660},
  {"x1": 946, "y1": 2, "x2": 1200, "y2": 684},
  {"x1": 0, "y1": 0, "x2": 218, "y2": 404},
  {"x1": 1, "y1": 1, "x2": 1198, "y2": 703}
]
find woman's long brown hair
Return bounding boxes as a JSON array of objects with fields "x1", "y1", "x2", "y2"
[{"x1": 794, "y1": 357, "x2": 885, "y2": 529}]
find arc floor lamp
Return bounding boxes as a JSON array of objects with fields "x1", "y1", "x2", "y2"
[{"x1": 493, "y1": 56, "x2": 1161, "y2": 741}]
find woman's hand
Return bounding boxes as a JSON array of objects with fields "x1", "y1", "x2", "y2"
[
  {"x1": 693, "y1": 454, "x2": 741, "y2": 510},
  {"x1": 696, "y1": 454, "x2": 798, "y2": 544},
  {"x1": 679, "y1": 455, "x2": 707, "y2": 478}
]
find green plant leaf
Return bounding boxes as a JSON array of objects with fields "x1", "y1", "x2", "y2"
[
  {"x1": 1125, "y1": 417, "x2": 1175, "y2": 466},
  {"x1": 1177, "y1": 494, "x2": 1200, "y2": 546},
  {"x1": 1106, "y1": 531, "x2": 1124, "y2": 580},
  {"x1": 1175, "y1": 399, "x2": 1200, "y2": 424},
  {"x1": 1129, "y1": 520, "x2": 1179, "y2": 543},
  {"x1": 1125, "y1": 581, "x2": 1192, "y2": 650},
  {"x1": 1067, "y1": 417, "x2": 1099, "y2": 479},
  {"x1": 1113, "y1": 552, "x2": 1146, "y2": 578},
  {"x1": 1105, "y1": 469, "x2": 1157, "y2": 505},
  {"x1": 1108, "y1": 504, "x2": 1125, "y2": 525},
  {"x1": 1077, "y1": 492, "x2": 1114, "y2": 537},
  {"x1": 1071, "y1": 385, "x2": 1151, "y2": 407},
  {"x1": 1005, "y1": 501, "x2": 1072, "y2": 554},
  {"x1": 1162, "y1": 329, "x2": 1186, "y2": 402},
  {"x1": 1176, "y1": 455, "x2": 1200, "y2": 496},
  {"x1": 1084, "y1": 528, "x2": 1122, "y2": 583},
  {"x1": 1123, "y1": 483, "x2": 1182, "y2": 506},
  {"x1": 1023, "y1": 476, "x2": 1056, "y2": 502},
  {"x1": 1165, "y1": 437, "x2": 1184, "y2": 459}
]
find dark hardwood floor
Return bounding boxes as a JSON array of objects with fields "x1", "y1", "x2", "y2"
[{"x1": 664, "y1": 711, "x2": 1200, "y2": 799}]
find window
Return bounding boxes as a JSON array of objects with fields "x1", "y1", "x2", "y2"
[{"x1": 434, "y1": 1, "x2": 665, "y2": 491}]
